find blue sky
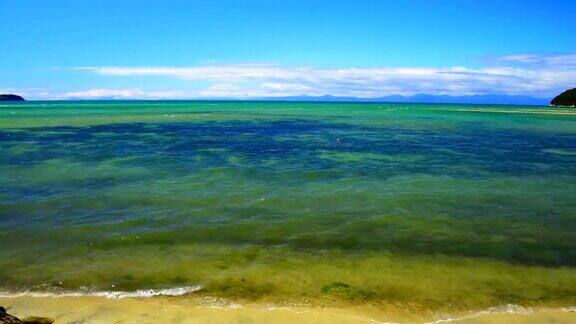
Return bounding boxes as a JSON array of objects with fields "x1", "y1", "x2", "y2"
[{"x1": 1, "y1": 0, "x2": 575, "y2": 99}]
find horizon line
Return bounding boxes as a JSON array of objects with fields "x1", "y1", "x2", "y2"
[{"x1": 2, "y1": 98, "x2": 552, "y2": 107}]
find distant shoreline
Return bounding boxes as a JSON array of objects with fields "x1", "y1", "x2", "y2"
[{"x1": 0, "y1": 99, "x2": 552, "y2": 107}]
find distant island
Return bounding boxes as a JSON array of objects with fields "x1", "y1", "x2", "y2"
[
  {"x1": 550, "y1": 88, "x2": 576, "y2": 107},
  {"x1": 0, "y1": 94, "x2": 25, "y2": 101}
]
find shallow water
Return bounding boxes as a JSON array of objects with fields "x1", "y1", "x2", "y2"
[{"x1": 1, "y1": 101, "x2": 575, "y2": 311}]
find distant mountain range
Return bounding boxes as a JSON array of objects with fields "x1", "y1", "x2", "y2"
[
  {"x1": 54, "y1": 94, "x2": 551, "y2": 105},
  {"x1": 260, "y1": 94, "x2": 550, "y2": 105}
]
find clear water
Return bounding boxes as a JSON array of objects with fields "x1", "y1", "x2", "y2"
[{"x1": 1, "y1": 101, "x2": 575, "y2": 310}]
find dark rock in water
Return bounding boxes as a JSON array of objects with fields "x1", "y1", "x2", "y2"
[
  {"x1": 0, "y1": 306, "x2": 22, "y2": 324},
  {"x1": 22, "y1": 317, "x2": 54, "y2": 324},
  {"x1": 0, "y1": 94, "x2": 25, "y2": 102},
  {"x1": 551, "y1": 88, "x2": 576, "y2": 107},
  {"x1": 0, "y1": 307, "x2": 54, "y2": 324}
]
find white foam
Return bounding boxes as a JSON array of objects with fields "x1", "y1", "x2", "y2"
[
  {"x1": 427, "y1": 304, "x2": 576, "y2": 323},
  {"x1": 0, "y1": 285, "x2": 202, "y2": 299}
]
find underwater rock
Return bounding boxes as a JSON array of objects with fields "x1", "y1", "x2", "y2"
[
  {"x1": 550, "y1": 88, "x2": 576, "y2": 107},
  {"x1": 0, "y1": 307, "x2": 54, "y2": 324},
  {"x1": 0, "y1": 307, "x2": 21, "y2": 324},
  {"x1": 0, "y1": 94, "x2": 25, "y2": 102}
]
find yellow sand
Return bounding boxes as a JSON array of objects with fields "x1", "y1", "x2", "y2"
[
  {"x1": 447, "y1": 309, "x2": 576, "y2": 323},
  {"x1": 1, "y1": 296, "x2": 575, "y2": 323}
]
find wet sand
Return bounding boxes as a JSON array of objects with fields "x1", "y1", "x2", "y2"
[
  {"x1": 1, "y1": 296, "x2": 387, "y2": 323},
  {"x1": 447, "y1": 309, "x2": 576, "y2": 324},
  {"x1": 1, "y1": 296, "x2": 574, "y2": 323}
]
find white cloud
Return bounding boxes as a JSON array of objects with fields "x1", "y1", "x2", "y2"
[
  {"x1": 72, "y1": 61, "x2": 576, "y2": 98},
  {"x1": 61, "y1": 89, "x2": 146, "y2": 99},
  {"x1": 3, "y1": 88, "x2": 196, "y2": 100},
  {"x1": 496, "y1": 54, "x2": 576, "y2": 67},
  {"x1": 11, "y1": 54, "x2": 576, "y2": 100}
]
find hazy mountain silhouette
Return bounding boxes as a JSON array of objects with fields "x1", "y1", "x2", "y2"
[{"x1": 262, "y1": 94, "x2": 549, "y2": 105}]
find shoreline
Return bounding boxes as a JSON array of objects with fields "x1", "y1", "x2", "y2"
[{"x1": 1, "y1": 294, "x2": 575, "y2": 323}]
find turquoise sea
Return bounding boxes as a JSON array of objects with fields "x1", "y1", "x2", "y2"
[{"x1": 1, "y1": 101, "x2": 575, "y2": 312}]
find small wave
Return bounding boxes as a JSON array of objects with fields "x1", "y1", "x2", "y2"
[
  {"x1": 542, "y1": 148, "x2": 576, "y2": 156},
  {"x1": 428, "y1": 304, "x2": 576, "y2": 323},
  {"x1": 0, "y1": 285, "x2": 202, "y2": 299}
]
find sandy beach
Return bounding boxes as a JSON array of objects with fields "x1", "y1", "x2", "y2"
[{"x1": 1, "y1": 295, "x2": 575, "y2": 323}]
